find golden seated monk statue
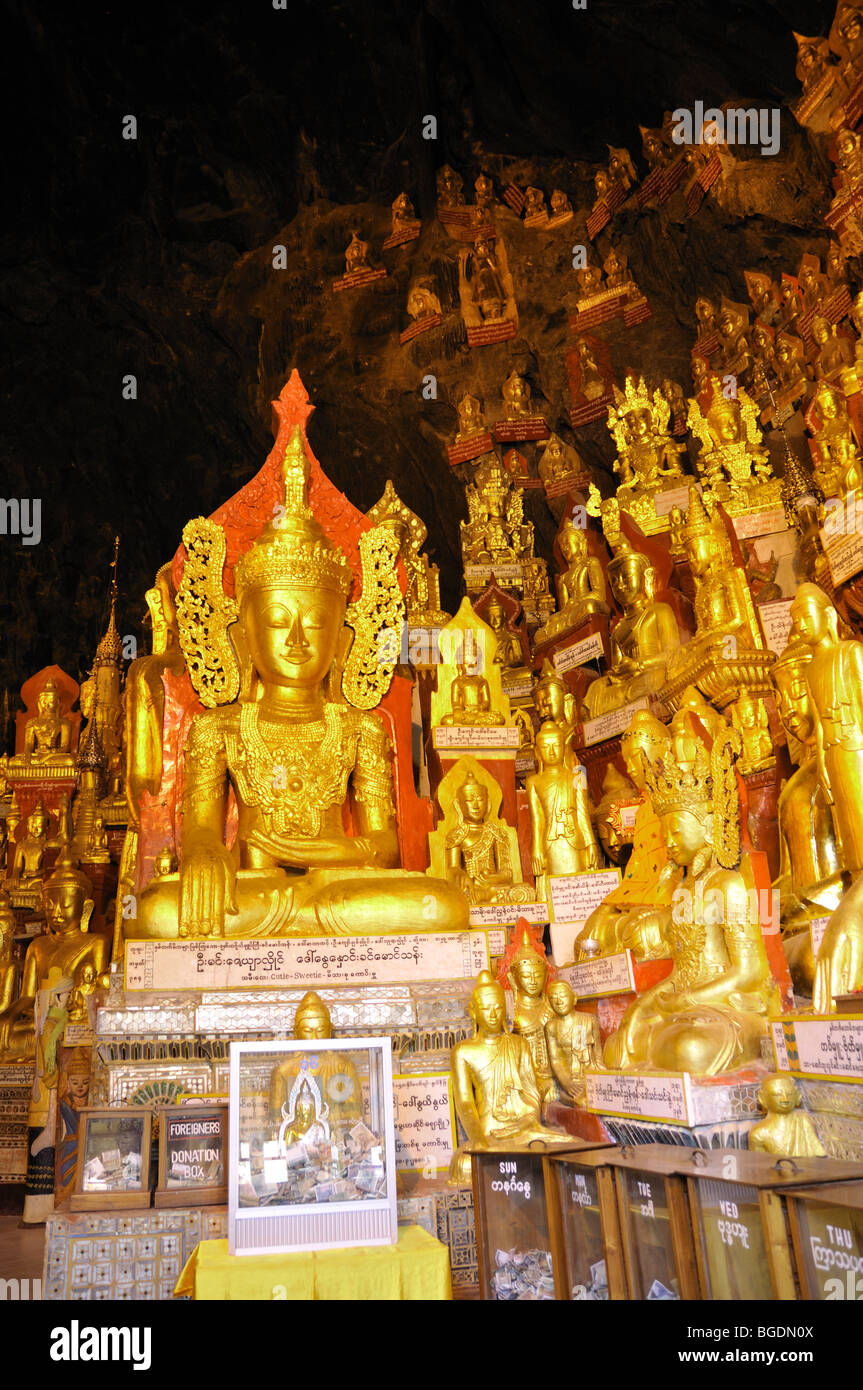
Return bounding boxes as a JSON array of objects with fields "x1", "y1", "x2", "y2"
[
  {"x1": 607, "y1": 375, "x2": 687, "y2": 524},
  {"x1": 449, "y1": 969, "x2": 568, "y2": 1183},
  {"x1": 130, "y1": 431, "x2": 467, "y2": 941},
  {"x1": 534, "y1": 519, "x2": 609, "y2": 646},
  {"x1": 484, "y1": 595, "x2": 524, "y2": 672},
  {"x1": 0, "y1": 850, "x2": 108, "y2": 1062},
  {"x1": 12, "y1": 678, "x2": 75, "y2": 769},
  {"x1": 440, "y1": 663, "x2": 505, "y2": 727},
  {"x1": 603, "y1": 723, "x2": 777, "y2": 1076}
]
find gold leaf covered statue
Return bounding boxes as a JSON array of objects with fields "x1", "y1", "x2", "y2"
[
  {"x1": 607, "y1": 375, "x2": 687, "y2": 513},
  {"x1": 0, "y1": 850, "x2": 108, "y2": 1062},
  {"x1": 537, "y1": 433, "x2": 585, "y2": 488},
  {"x1": 748, "y1": 1074, "x2": 826, "y2": 1158},
  {"x1": 534, "y1": 518, "x2": 608, "y2": 645},
  {"x1": 14, "y1": 678, "x2": 75, "y2": 769},
  {"x1": 366, "y1": 480, "x2": 450, "y2": 628},
  {"x1": 8, "y1": 800, "x2": 51, "y2": 888},
  {"x1": 545, "y1": 980, "x2": 603, "y2": 1105},
  {"x1": 268, "y1": 991, "x2": 362, "y2": 1128},
  {"x1": 506, "y1": 929, "x2": 556, "y2": 1100},
  {"x1": 527, "y1": 723, "x2": 602, "y2": 891},
  {"x1": 730, "y1": 690, "x2": 774, "y2": 773},
  {"x1": 805, "y1": 382, "x2": 863, "y2": 499},
  {"x1": 603, "y1": 721, "x2": 777, "y2": 1076},
  {"x1": 582, "y1": 500, "x2": 680, "y2": 719},
  {"x1": 433, "y1": 599, "x2": 512, "y2": 731},
  {"x1": 501, "y1": 368, "x2": 534, "y2": 420},
  {"x1": 449, "y1": 969, "x2": 569, "y2": 1184},
  {"x1": 429, "y1": 759, "x2": 532, "y2": 906},
  {"x1": 687, "y1": 379, "x2": 782, "y2": 515},
  {"x1": 130, "y1": 430, "x2": 467, "y2": 940},
  {"x1": 0, "y1": 893, "x2": 17, "y2": 1014}
]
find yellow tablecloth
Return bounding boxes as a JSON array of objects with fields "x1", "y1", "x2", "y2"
[{"x1": 174, "y1": 1224, "x2": 451, "y2": 1301}]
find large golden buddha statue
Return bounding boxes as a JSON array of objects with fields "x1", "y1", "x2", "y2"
[
  {"x1": 603, "y1": 723, "x2": 777, "y2": 1076},
  {"x1": 130, "y1": 431, "x2": 466, "y2": 940},
  {"x1": 13, "y1": 679, "x2": 75, "y2": 769}
]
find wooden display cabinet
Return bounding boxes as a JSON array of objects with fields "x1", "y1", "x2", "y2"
[
  {"x1": 70, "y1": 1107, "x2": 153, "y2": 1212},
  {"x1": 470, "y1": 1142, "x2": 611, "y2": 1301},
  {"x1": 155, "y1": 1104, "x2": 228, "y2": 1209},
  {"x1": 785, "y1": 1181, "x2": 863, "y2": 1300},
  {"x1": 546, "y1": 1149, "x2": 627, "y2": 1300},
  {"x1": 598, "y1": 1144, "x2": 700, "y2": 1300},
  {"x1": 681, "y1": 1149, "x2": 863, "y2": 1300}
]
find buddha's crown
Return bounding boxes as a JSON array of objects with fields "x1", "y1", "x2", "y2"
[
  {"x1": 645, "y1": 741, "x2": 713, "y2": 817},
  {"x1": 235, "y1": 428, "x2": 352, "y2": 600}
]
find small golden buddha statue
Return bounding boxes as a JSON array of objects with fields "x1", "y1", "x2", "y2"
[
  {"x1": 527, "y1": 723, "x2": 601, "y2": 887},
  {"x1": 607, "y1": 145, "x2": 635, "y2": 191},
  {"x1": 750, "y1": 321, "x2": 777, "y2": 382},
  {"x1": 9, "y1": 801, "x2": 50, "y2": 885},
  {"x1": 433, "y1": 764, "x2": 532, "y2": 906},
  {"x1": 16, "y1": 679, "x2": 74, "y2": 767},
  {"x1": 602, "y1": 248, "x2": 632, "y2": 292},
  {"x1": 0, "y1": 893, "x2": 17, "y2": 1015},
  {"x1": 507, "y1": 930, "x2": 556, "y2": 1100},
  {"x1": 581, "y1": 505, "x2": 680, "y2": 719},
  {"x1": 777, "y1": 274, "x2": 803, "y2": 334},
  {"x1": 455, "y1": 393, "x2": 486, "y2": 442},
  {"x1": 132, "y1": 430, "x2": 466, "y2": 941},
  {"x1": 391, "y1": 191, "x2": 418, "y2": 231},
  {"x1": 484, "y1": 595, "x2": 524, "y2": 671},
  {"x1": 124, "y1": 562, "x2": 187, "y2": 832},
  {"x1": 749, "y1": 1074, "x2": 826, "y2": 1158},
  {"x1": 279, "y1": 1077, "x2": 331, "y2": 1152},
  {"x1": 798, "y1": 253, "x2": 827, "y2": 313},
  {"x1": 812, "y1": 315, "x2": 854, "y2": 381},
  {"x1": 436, "y1": 164, "x2": 465, "y2": 208},
  {"x1": 449, "y1": 970, "x2": 568, "y2": 1183},
  {"x1": 688, "y1": 378, "x2": 775, "y2": 504},
  {"x1": 406, "y1": 286, "x2": 441, "y2": 323},
  {"x1": 533, "y1": 660, "x2": 578, "y2": 767},
  {"x1": 501, "y1": 368, "x2": 533, "y2": 420},
  {"x1": 576, "y1": 261, "x2": 604, "y2": 298},
  {"x1": 344, "y1": 231, "x2": 372, "y2": 276},
  {"x1": 67, "y1": 961, "x2": 97, "y2": 1026},
  {"x1": 548, "y1": 189, "x2": 573, "y2": 223},
  {"x1": 694, "y1": 296, "x2": 718, "y2": 338},
  {"x1": 464, "y1": 236, "x2": 509, "y2": 324},
  {"x1": 795, "y1": 31, "x2": 834, "y2": 94},
  {"x1": 744, "y1": 271, "x2": 779, "y2": 324},
  {"x1": 575, "y1": 711, "x2": 674, "y2": 961},
  {"x1": 592, "y1": 169, "x2": 610, "y2": 205},
  {"x1": 269, "y1": 990, "x2": 362, "y2": 1128},
  {"x1": 474, "y1": 172, "x2": 494, "y2": 209},
  {"x1": 774, "y1": 332, "x2": 809, "y2": 397},
  {"x1": 730, "y1": 691, "x2": 774, "y2": 773},
  {"x1": 523, "y1": 187, "x2": 547, "y2": 220},
  {"x1": 573, "y1": 336, "x2": 608, "y2": 402},
  {"x1": 460, "y1": 454, "x2": 537, "y2": 570},
  {"x1": 806, "y1": 382, "x2": 863, "y2": 498},
  {"x1": 441, "y1": 663, "x2": 505, "y2": 727},
  {"x1": 537, "y1": 433, "x2": 584, "y2": 487},
  {"x1": 825, "y1": 241, "x2": 847, "y2": 292},
  {"x1": 604, "y1": 726, "x2": 776, "y2": 1076},
  {"x1": 534, "y1": 521, "x2": 608, "y2": 646},
  {"x1": 640, "y1": 124, "x2": 670, "y2": 170},
  {"x1": 545, "y1": 981, "x2": 603, "y2": 1105},
  {"x1": 0, "y1": 849, "x2": 108, "y2": 1062},
  {"x1": 833, "y1": 125, "x2": 863, "y2": 196}
]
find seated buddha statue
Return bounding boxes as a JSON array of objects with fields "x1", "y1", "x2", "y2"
[
  {"x1": 344, "y1": 232, "x2": 372, "y2": 276},
  {"x1": 730, "y1": 691, "x2": 774, "y2": 773},
  {"x1": 278, "y1": 1077, "x2": 331, "y2": 1154},
  {"x1": 268, "y1": 991, "x2": 362, "y2": 1130},
  {"x1": 455, "y1": 393, "x2": 486, "y2": 442},
  {"x1": 608, "y1": 375, "x2": 687, "y2": 509},
  {"x1": 806, "y1": 382, "x2": 863, "y2": 499},
  {"x1": 15, "y1": 679, "x2": 74, "y2": 768},
  {"x1": 501, "y1": 368, "x2": 533, "y2": 420},
  {"x1": 484, "y1": 595, "x2": 524, "y2": 672},
  {"x1": 537, "y1": 432, "x2": 584, "y2": 487},
  {"x1": 449, "y1": 970, "x2": 570, "y2": 1184},
  {"x1": 604, "y1": 725, "x2": 777, "y2": 1076},
  {"x1": 574, "y1": 710, "x2": 675, "y2": 961},
  {"x1": 0, "y1": 893, "x2": 17, "y2": 1015},
  {"x1": 581, "y1": 519, "x2": 680, "y2": 720},
  {"x1": 130, "y1": 431, "x2": 467, "y2": 941},
  {"x1": 440, "y1": 663, "x2": 505, "y2": 727},
  {"x1": 770, "y1": 640, "x2": 841, "y2": 997},
  {"x1": 688, "y1": 379, "x2": 774, "y2": 503},
  {"x1": 9, "y1": 801, "x2": 51, "y2": 886},
  {"x1": 439, "y1": 768, "x2": 532, "y2": 906},
  {"x1": 534, "y1": 520, "x2": 609, "y2": 645},
  {"x1": 812, "y1": 315, "x2": 854, "y2": 380},
  {"x1": 0, "y1": 849, "x2": 109, "y2": 1062}
]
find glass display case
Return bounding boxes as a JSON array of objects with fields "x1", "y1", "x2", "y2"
[
  {"x1": 683, "y1": 1150, "x2": 863, "y2": 1300},
  {"x1": 155, "y1": 1103, "x2": 228, "y2": 1209},
  {"x1": 547, "y1": 1150, "x2": 626, "y2": 1300},
  {"x1": 470, "y1": 1142, "x2": 610, "y2": 1300},
  {"x1": 601, "y1": 1145, "x2": 700, "y2": 1300},
  {"x1": 785, "y1": 1181, "x2": 863, "y2": 1300},
  {"x1": 228, "y1": 1037, "x2": 397, "y2": 1256},
  {"x1": 70, "y1": 1107, "x2": 153, "y2": 1212}
]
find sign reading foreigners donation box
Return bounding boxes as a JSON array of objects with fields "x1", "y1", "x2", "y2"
[
  {"x1": 771, "y1": 1014, "x2": 863, "y2": 1083},
  {"x1": 392, "y1": 1074, "x2": 456, "y2": 1175},
  {"x1": 124, "y1": 932, "x2": 492, "y2": 992},
  {"x1": 585, "y1": 1070, "x2": 695, "y2": 1127}
]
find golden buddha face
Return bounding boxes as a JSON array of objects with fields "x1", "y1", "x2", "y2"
[
  {"x1": 828, "y1": 246, "x2": 844, "y2": 280},
  {"x1": 79, "y1": 964, "x2": 96, "y2": 985},
  {"x1": 27, "y1": 808, "x2": 49, "y2": 838},
  {"x1": 548, "y1": 980, "x2": 575, "y2": 1016},
  {"x1": 838, "y1": 131, "x2": 859, "y2": 167},
  {"x1": 37, "y1": 686, "x2": 59, "y2": 716},
  {"x1": 512, "y1": 954, "x2": 546, "y2": 997},
  {"x1": 780, "y1": 281, "x2": 798, "y2": 308},
  {"x1": 695, "y1": 297, "x2": 715, "y2": 327},
  {"x1": 628, "y1": 408, "x2": 652, "y2": 441},
  {"x1": 609, "y1": 553, "x2": 648, "y2": 608},
  {"x1": 594, "y1": 171, "x2": 609, "y2": 198},
  {"x1": 813, "y1": 318, "x2": 830, "y2": 346},
  {"x1": 486, "y1": 600, "x2": 506, "y2": 632},
  {"x1": 709, "y1": 403, "x2": 741, "y2": 445},
  {"x1": 294, "y1": 1007, "x2": 332, "y2": 1041},
  {"x1": 760, "y1": 1075, "x2": 800, "y2": 1114},
  {"x1": 773, "y1": 660, "x2": 813, "y2": 744},
  {"x1": 242, "y1": 585, "x2": 344, "y2": 691},
  {"x1": 472, "y1": 983, "x2": 505, "y2": 1034},
  {"x1": 43, "y1": 880, "x2": 87, "y2": 935},
  {"x1": 559, "y1": 524, "x2": 586, "y2": 566},
  {"x1": 536, "y1": 725, "x2": 564, "y2": 768},
  {"x1": 817, "y1": 388, "x2": 841, "y2": 423},
  {"x1": 535, "y1": 680, "x2": 564, "y2": 724},
  {"x1": 457, "y1": 779, "x2": 489, "y2": 824},
  {"x1": 752, "y1": 325, "x2": 772, "y2": 355},
  {"x1": 790, "y1": 590, "x2": 830, "y2": 644},
  {"x1": 550, "y1": 190, "x2": 568, "y2": 214},
  {"x1": 393, "y1": 193, "x2": 411, "y2": 218},
  {"x1": 661, "y1": 808, "x2": 709, "y2": 867}
]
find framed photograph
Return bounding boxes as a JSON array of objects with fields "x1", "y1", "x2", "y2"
[
  {"x1": 155, "y1": 1104, "x2": 228, "y2": 1209},
  {"x1": 228, "y1": 1037, "x2": 397, "y2": 1256},
  {"x1": 70, "y1": 1107, "x2": 153, "y2": 1211}
]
